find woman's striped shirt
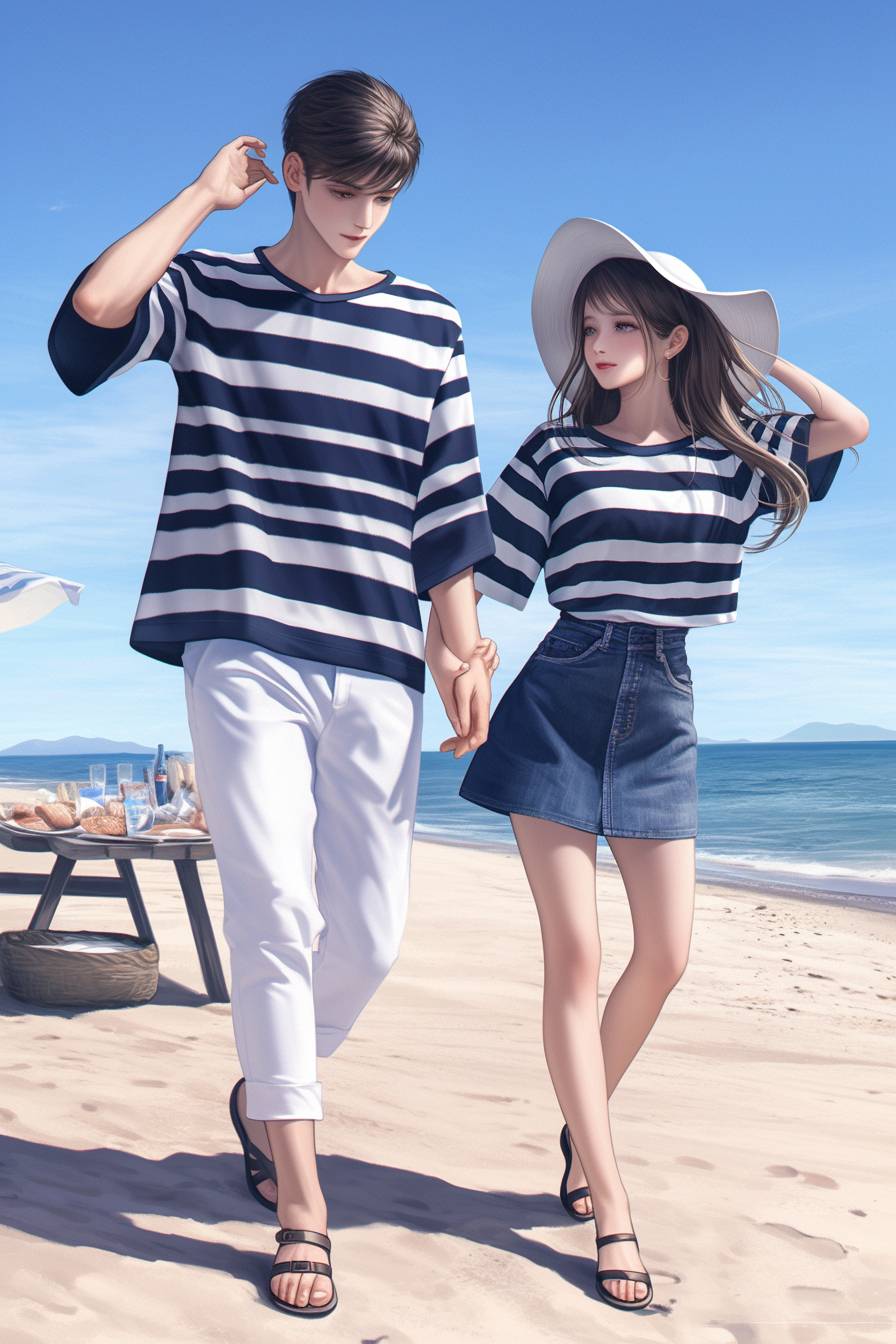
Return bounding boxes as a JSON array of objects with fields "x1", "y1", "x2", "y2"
[
  {"x1": 48, "y1": 247, "x2": 494, "y2": 691},
  {"x1": 473, "y1": 413, "x2": 843, "y2": 626}
]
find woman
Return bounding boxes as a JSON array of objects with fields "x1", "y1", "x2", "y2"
[{"x1": 428, "y1": 218, "x2": 868, "y2": 1310}]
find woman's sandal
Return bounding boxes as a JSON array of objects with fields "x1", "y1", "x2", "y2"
[
  {"x1": 268, "y1": 1229, "x2": 338, "y2": 1317},
  {"x1": 594, "y1": 1231, "x2": 654, "y2": 1311},
  {"x1": 559, "y1": 1124, "x2": 593, "y2": 1221},
  {"x1": 228, "y1": 1077, "x2": 277, "y2": 1213}
]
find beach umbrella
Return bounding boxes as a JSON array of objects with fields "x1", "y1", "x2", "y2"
[{"x1": 0, "y1": 563, "x2": 84, "y2": 634}]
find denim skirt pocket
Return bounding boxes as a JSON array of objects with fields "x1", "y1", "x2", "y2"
[
  {"x1": 657, "y1": 641, "x2": 693, "y2": 694},
  {"x1": 533, "y1": 626, "x2": 605, "y2": 664}
]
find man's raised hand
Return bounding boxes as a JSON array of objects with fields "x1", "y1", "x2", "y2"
[{"x1": 194, "y1": 136, "x2": 278, "y2": 211}]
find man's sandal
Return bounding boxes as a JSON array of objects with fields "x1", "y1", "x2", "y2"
[
  {"x1": 228, "y1": 1077, "x2": 277, "y2": 1213},
  {"x1": 268, "y1": 1229, "x2": 337, "y2": 1317},
  {"x1": 594, "y1": 1231, "x2": 654, "y2": 1311},
  {"x1": 559, "y1": 1124, "x2": 593, "y2": 1222}
]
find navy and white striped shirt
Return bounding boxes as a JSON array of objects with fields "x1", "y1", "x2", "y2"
[
  {"x1": 49, "y1": 247, "x2": 494, "y2": 691},
  {"x1": 474, "y1": 413, "x2": 843, "y2": 625}
]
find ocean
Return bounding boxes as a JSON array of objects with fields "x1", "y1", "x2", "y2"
[{"x1": 1, "y1": 742, "x2": 893, "y2": 909}]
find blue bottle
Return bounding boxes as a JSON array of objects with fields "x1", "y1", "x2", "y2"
[{"x1": 153, "y1": 743, "x2": 167, "y2": 806}]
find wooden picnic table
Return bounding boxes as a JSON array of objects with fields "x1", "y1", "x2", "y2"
[{"x1": 0, "y1": 823, "x2": 229, "y2": 1002}]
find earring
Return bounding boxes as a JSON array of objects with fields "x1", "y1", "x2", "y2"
[{"x1": 658, "y1": 358, "x2": 671, "y2": 384}]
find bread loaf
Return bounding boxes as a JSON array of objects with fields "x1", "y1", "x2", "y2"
[
  {"x1": 11, "y1": 803, "x2": 35, "y2": 820},
  {"x1": 104, "y1": 799, "x2": 126, "y2": 819},
  {"x1": 81, "y1": 813, "x2": 127, "y2": 837},
  {"x1": 35, "y1": 803, "x2": 77, "y2": 830},
  {"x1": 16, "y1": 815, "x2": 51, "y2": 831}
]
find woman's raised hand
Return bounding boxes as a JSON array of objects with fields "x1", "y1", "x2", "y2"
[{"x1": 194, "y1": 136, "x2": 278, "y2": 211}]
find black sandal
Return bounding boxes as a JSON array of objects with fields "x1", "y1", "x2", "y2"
[
  {"x1": 228, "y1": 1077, "x2": 277, "y2": 1213},
  {"x1": 268, "y1": 1229, "x2": 337, "y2": 1317},
  {"x1": 595, "y1": 1231, "x2": 653, "y2": 1311},
  {"x1": 559, "y1": 1124, "x2": 593, "y2": 1221}
]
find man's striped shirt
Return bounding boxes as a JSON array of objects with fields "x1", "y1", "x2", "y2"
[
  {"x1": 473, "y1": 413, "x2": 843, "y2": 625},
  {"x1": 49, "y1": 247, "x2": 494, "y2": 691}
]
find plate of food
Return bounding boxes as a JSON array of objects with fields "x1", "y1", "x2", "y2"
[
  {"x1": 0, "y1": 802, "x2": 82, "y2": 834},
  {"x1": 0, "y1": 818, "x2": 83, "y2": 835},
  {"x1": 78, "y1": 828, "x2": 211, "y2": 843},
  {"x1": 147, "y1": 827, "x2": 211, "y2": 841}
]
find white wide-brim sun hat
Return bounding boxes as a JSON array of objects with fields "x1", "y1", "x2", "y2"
[{"x1": 531, "y1": 218, "x2": 780, "y2": 403}]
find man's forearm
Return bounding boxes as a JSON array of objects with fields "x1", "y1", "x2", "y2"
[
  {"x1": 73, "y1": 181, "x2": 216, "y2": 328},
  {"x1": 428, "y1": 569, "x2": 483, "y2": 662}
]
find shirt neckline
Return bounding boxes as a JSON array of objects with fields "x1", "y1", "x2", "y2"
[
  {"x1": 253, "y1": 246, "x2": 396, "y2": 301},
  {"x1": 582, "y1": 425, "x2": 698, "y2": 456}
]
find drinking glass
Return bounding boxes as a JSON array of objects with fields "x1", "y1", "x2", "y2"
[
  {"x1": 57, "y1": 781, "x2": 81, "y2": 820},
  {"x1": 116, "y1": 762, "x2": 134, "y2": 797},
  {"x1": 82, "y1": 763, "x2": 106, "y2": 805},
  {"x1": 122, "y1": 781, "x2": 153, "y2": 836}
]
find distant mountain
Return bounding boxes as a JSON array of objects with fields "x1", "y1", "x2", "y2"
[
  {"x1": 0, "y1": 736, "x2": 155, "y2": 756},
  {"x1": 698, "y1": 722, "x2": 895, "y2": 745},
  {"x1": 772, "y1": 722, "x2": 896, "y2": 743}
]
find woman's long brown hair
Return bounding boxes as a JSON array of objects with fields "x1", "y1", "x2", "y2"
[{"x1": 548, "y1": 257, "x2": 808, "y2": 551}]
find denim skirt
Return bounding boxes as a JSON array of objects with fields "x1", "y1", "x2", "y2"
[{"x1": 459, "y1": 613, "x2": 698, "y2": 839}]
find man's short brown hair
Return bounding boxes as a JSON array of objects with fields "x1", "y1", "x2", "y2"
[{"x1": 282, "y1": 70, "x2": 422, "y2": 213}]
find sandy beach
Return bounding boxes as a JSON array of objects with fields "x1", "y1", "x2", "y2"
[{"x1": 0, "y1": 784, "x2": 893, "y2": 1343}]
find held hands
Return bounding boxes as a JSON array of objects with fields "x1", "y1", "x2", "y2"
[
  {"x1": 194, "y1": 136, "x2": 278, "y2": 211},
  {"x1": 425, "y1": 627, "x2": 500, "y2": 759}
]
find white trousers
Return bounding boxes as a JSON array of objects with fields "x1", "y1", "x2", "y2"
[{"x1": 182, "y1": 638, "x2": 423, "y2": 1121}]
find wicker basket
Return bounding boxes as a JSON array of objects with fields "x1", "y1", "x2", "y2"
[{"x1": 0, "y1": 930, "x2": 159, "y2": 1007}]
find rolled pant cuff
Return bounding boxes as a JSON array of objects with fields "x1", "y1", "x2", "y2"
[
  {"x1": 315, "y1": 1024, "x2": 349, "y2": 1058},
  {"x1": 245, "y1": 1079, "x2": 323, "y2": 1121}
]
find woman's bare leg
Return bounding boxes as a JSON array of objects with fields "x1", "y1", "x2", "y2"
[
  {"x1": 511, "y1": 813, "x2": 649, "y2": 1304},
  {"x1": 565, "y1": 836, "x2": 695, "y2": 1215}
]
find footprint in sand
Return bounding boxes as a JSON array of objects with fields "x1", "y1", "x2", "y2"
[
  {"x1": 0, "y1": 1108, "x2": 16, "y2": 1123},
  {"x1": 130, "y1": 1079, "x2": 167, "y2": 1088},
  {"x1": 677, "y1": 1155, "x2": 715, "y2": 1169},
  {"x1": 761, "y1": 1222, "x2": 847, "y2": 1259},
  {"x1": 765, "y1": 1164, "x2": 838, "y2": 1188},
  {"x1": 461, "y1": 1092, "x2": 516, "y2": 1103},
  {"x1": 801, "y1": 1171, "x2": 839, "y2": 1188}
]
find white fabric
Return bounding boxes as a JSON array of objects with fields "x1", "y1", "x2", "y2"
[
  {"x1": 182, "y1": 638, "x2": 423, "y2": 1120},
  {"x1": 0, "y1": 564, "x2": 83, "y2": 633}
]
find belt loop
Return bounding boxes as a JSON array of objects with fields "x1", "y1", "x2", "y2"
[{"x1": 601, "y1": 622, "x2": 614, "y2": 649}]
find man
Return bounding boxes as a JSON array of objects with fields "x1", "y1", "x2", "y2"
[{"x1": 48, "y1": 69, "x2": 495, "y2": 1316}]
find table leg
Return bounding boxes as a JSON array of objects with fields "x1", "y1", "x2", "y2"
[
  {"x1": 173, "y1": 859, "x2": 229, "y2": 1003},
  {"x1": 28, "y1": 856, "x2": 76, "y2": 930},
  {"x1": 114, "y1": 860, "x2": 156, "y2": 943}
]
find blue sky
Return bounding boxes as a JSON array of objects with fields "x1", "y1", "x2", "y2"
[{"x1": 2, "y1": 0, "x2": 893, "y2": 750}]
